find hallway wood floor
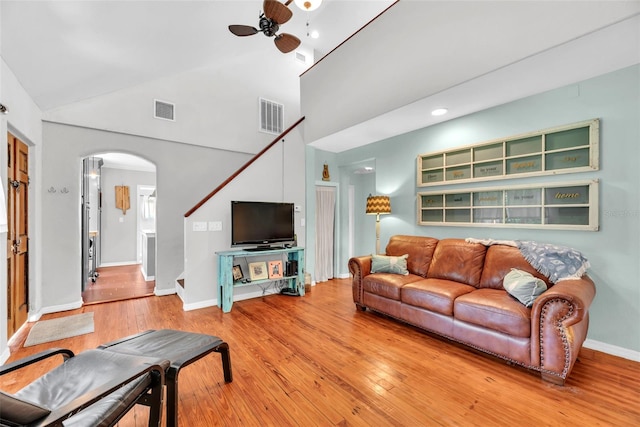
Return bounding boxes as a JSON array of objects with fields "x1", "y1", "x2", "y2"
[
  {"x1": 4, "y1": 279, "x2": 640, "y2": 426},
  {"x1": 82, "y1": 264, "x2": 155, "y2": 305}
]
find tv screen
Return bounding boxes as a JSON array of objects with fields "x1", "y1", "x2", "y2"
[{"x1": 231, "y1": 201, "x2": 295, "y2": 248}]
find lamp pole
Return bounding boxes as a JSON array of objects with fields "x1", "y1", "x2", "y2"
[{"x1": 375, "y1": 213, "x2": 382, "y2": 255}]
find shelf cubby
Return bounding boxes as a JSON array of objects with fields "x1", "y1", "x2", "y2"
[
  {"x1": 417, "y1": 119, "x2": 599, "y2": 186},
  {"x1": 417, "y1": 180, "x2": 598, "y2": 231}
]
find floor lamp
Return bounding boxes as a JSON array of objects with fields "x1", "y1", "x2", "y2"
[{"x1": 366, "y1": 195, "x2": 391, "y2": 255}]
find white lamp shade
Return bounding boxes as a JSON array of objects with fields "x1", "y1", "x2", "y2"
[{"x1": 294, "y1": 0, "x2": 322, "y2": 12}]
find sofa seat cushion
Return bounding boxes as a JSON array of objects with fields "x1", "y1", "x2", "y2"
[
  {"x1": 454, "y1": 289, "x2": 531, "y2": 338},
  {"x1": 363, "y1": 273, "x2": 422, "y2": 301},
  {"x1": 402, "y1": 278, "x2": 475, "y2": 316}
]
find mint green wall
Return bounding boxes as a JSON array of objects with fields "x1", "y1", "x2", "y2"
[{"x1": 310, "y1": 65, "x2": 640, "y2": 353}]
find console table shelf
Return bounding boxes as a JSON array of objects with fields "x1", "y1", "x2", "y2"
[{"x1": 216, "y1": 247, "x2": 305, "y2": 312}]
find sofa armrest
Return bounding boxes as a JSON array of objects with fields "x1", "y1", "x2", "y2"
[
  {"x1": 530, "y1": 275, "x2": 596, "y2": 384},
  {"x1": 348, "y1": 256, "x2": 372, "y2": 307}
]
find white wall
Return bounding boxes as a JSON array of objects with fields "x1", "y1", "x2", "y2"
[
  {"x1": 43, "y1": 48, "x2": 304, "y2": 155},
  {"x1": 0, "y1": 57, "x2": 43, "y2": 362},
  {"x1": 100, "y1": 167, "x2": 155, "y2": 265},
  {"x1": 183, "y1": 130, "x2": 306, "y2": 310},
  {"x1": 41, "y1": 122, "x2": 252, "y2": 309}
]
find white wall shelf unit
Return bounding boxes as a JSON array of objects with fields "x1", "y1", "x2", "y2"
[
  {"x1": 417, "y1": 119, "x2": 599, "y2": 187},
  {"x1": 417, "y1": 180, "x2": 599, "y2": 231}
]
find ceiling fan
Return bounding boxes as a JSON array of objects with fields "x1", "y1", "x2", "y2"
[{"x1": 228, "y1": 0, "x2": 301, "y2": 54}]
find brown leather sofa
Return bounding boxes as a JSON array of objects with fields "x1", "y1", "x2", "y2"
[{"x1": 348, "y1": 235, "x2": 596, "y2": 385}]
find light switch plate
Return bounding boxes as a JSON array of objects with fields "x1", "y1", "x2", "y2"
[
  {"x1": 209, "y1": 221, "x2": 223, "y2": 231},
  {"x1": 193, "y1": 222, "x2": 207, "y2": 232}
]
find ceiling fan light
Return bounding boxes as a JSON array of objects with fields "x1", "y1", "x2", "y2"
[{"x1": 295, "y1": 0, "x2": 322, "y2": 12}]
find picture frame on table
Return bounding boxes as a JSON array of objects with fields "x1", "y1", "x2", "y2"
[
  {"x1": 232, "y1": 265, "x2": 244, "y2": 281},
  {"x1": 268, "y1": 260, "x2": 283, "y2": 279},
  {"x1": 248, "y1": 261, "x2": 268, "y2": 281}
]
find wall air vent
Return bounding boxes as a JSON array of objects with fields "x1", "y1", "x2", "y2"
[
  {"x1": 295, "y1": 51, "x2": 307, "y2": 64},
  {"x1": 154, "y1": 99, "x2": 175, "y2": 121},
  {"x1": 259, "y1": 97, "x2": 283, "y2": 135}
]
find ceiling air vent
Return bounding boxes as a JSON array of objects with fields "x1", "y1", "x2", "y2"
[
  {"x1": 259, "y1": 97, "x2": 283, "y2": 135},
  {"x1": 154, "y1": 99, "x2": 175, "y2": 121}
]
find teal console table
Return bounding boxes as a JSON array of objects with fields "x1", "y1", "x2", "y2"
[{"x1": 216, "y1": 247, "x2": 305, "y2": 312}]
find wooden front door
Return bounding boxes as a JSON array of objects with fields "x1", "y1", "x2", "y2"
[{"x1": 7, "y1": 133, "x2": 29, "y2": 337}]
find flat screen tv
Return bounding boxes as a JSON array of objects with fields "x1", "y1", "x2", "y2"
[{"x1": 231, "y1": 201, "x2": 295, "y2": 249}]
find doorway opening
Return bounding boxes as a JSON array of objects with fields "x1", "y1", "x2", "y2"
[{"x1": 80, "y1": 152, "x2": 157, "y2": 305}]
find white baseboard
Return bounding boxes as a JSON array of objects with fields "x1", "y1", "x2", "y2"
[
  {"x1": 39, "y1": 300, "x2": 83, "y2": 316},
  {"x1": 28, "y1": 310, "x2": 43, "y2": 322},
  {"x1": 336, "y1": 273, "x2": 350, "y2": 279},
  {"x1": 175, "y1": 283, "x2": 184, "y2": 301},
  {"x1": 181, "y1": 288, "x2": 282, "y2": 312},
  {"x1": 183, "y1": 299, "x2": 217, "y2": 311},
  {"x1": 236, "y1": 288, "x2": 280, "y2": 301},
  {"x1": 0, "y1": 348, "x2": 10, "y2": 365},
  {"x1": 583, "y1": 339, "x2": 640, "y2": 362},
  {"x1": 155, "y1": 287, "x2": 176, "y2": 296},
  {"x1": 98, "y1": 261, "x2": 139, "y2": 268}
]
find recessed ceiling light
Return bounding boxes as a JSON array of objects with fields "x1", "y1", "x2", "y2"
[
  {"x1": 431, "y1": 108, "x2": 448, "y2": 116},
  {"x1": 310, "y1": 30, "x2": 319, "y2": 39}
]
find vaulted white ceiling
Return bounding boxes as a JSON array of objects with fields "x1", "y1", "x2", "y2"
[
  {"x1": 1, "y1": 0, "x2": 394, "y2": 111},
  {"x1": 2, "y1": 1, "x2": 639, "y2": 155}
]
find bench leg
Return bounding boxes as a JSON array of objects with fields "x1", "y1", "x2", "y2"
[
  {"x1": 216, "y1": 342, "x2": 233, "y2": 383},
  {"x1": 146, "y1": 370, "x2": 164, "y2": 427},
  {"x1": 166, "y1": 372, "x2": 179, "y2": 427}
]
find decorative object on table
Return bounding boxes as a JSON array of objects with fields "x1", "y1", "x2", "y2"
[
  {"x1": 232, "y1": 265, "x2": 244, "y2": 282},
  {"x1": 268, "y1": 260, "x2": 284, "y2": 279},
  {"x1": 322, "y1": 163, "x2": 330, "y2": 181},
  {"x1": 365, "y1": 194, "x2": 392, "y2": 254},
  {"x1": 248, "y1": 261, "x2": 268, "y2": 281},
  {"x1": 115, "y1": 185, "x2": 130, "y2": 214}
]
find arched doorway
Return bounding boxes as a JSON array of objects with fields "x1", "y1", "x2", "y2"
[{"x1": 81, "y1": 152, "x2": 157, "y2": 304}]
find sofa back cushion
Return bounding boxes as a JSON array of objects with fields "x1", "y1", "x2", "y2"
[
  {"x1": 427, "y1": 239, "x2": 486, "y2": 287},
  {"x1": 479, "y1": 245, "x2": 551, "y2": 289},
  {"x1": 385, "y1": 235, "x2": 439, "y2": 277}
]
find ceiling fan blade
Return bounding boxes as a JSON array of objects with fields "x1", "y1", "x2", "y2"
[
  {"x1": 263, "y1": 0, "x2": 293, "y2": 25},
  {"x1": 274, "y1": 33, "x2": 300, "y2": 53},
  {"x1": 229, "y1": 25, "x2": 259, "y2": 37}
]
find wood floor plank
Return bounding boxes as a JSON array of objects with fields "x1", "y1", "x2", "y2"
[{"x1": 3, "y1": 279, "x2": 639, "y2": 426}]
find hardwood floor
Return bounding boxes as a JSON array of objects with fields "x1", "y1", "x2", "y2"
[
  {"x1": 4, "y1": 279, "x2": 640, "y2": 426},
  {"x1": 82, "y1": 264, "x2": 155, "y2": 305}
]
